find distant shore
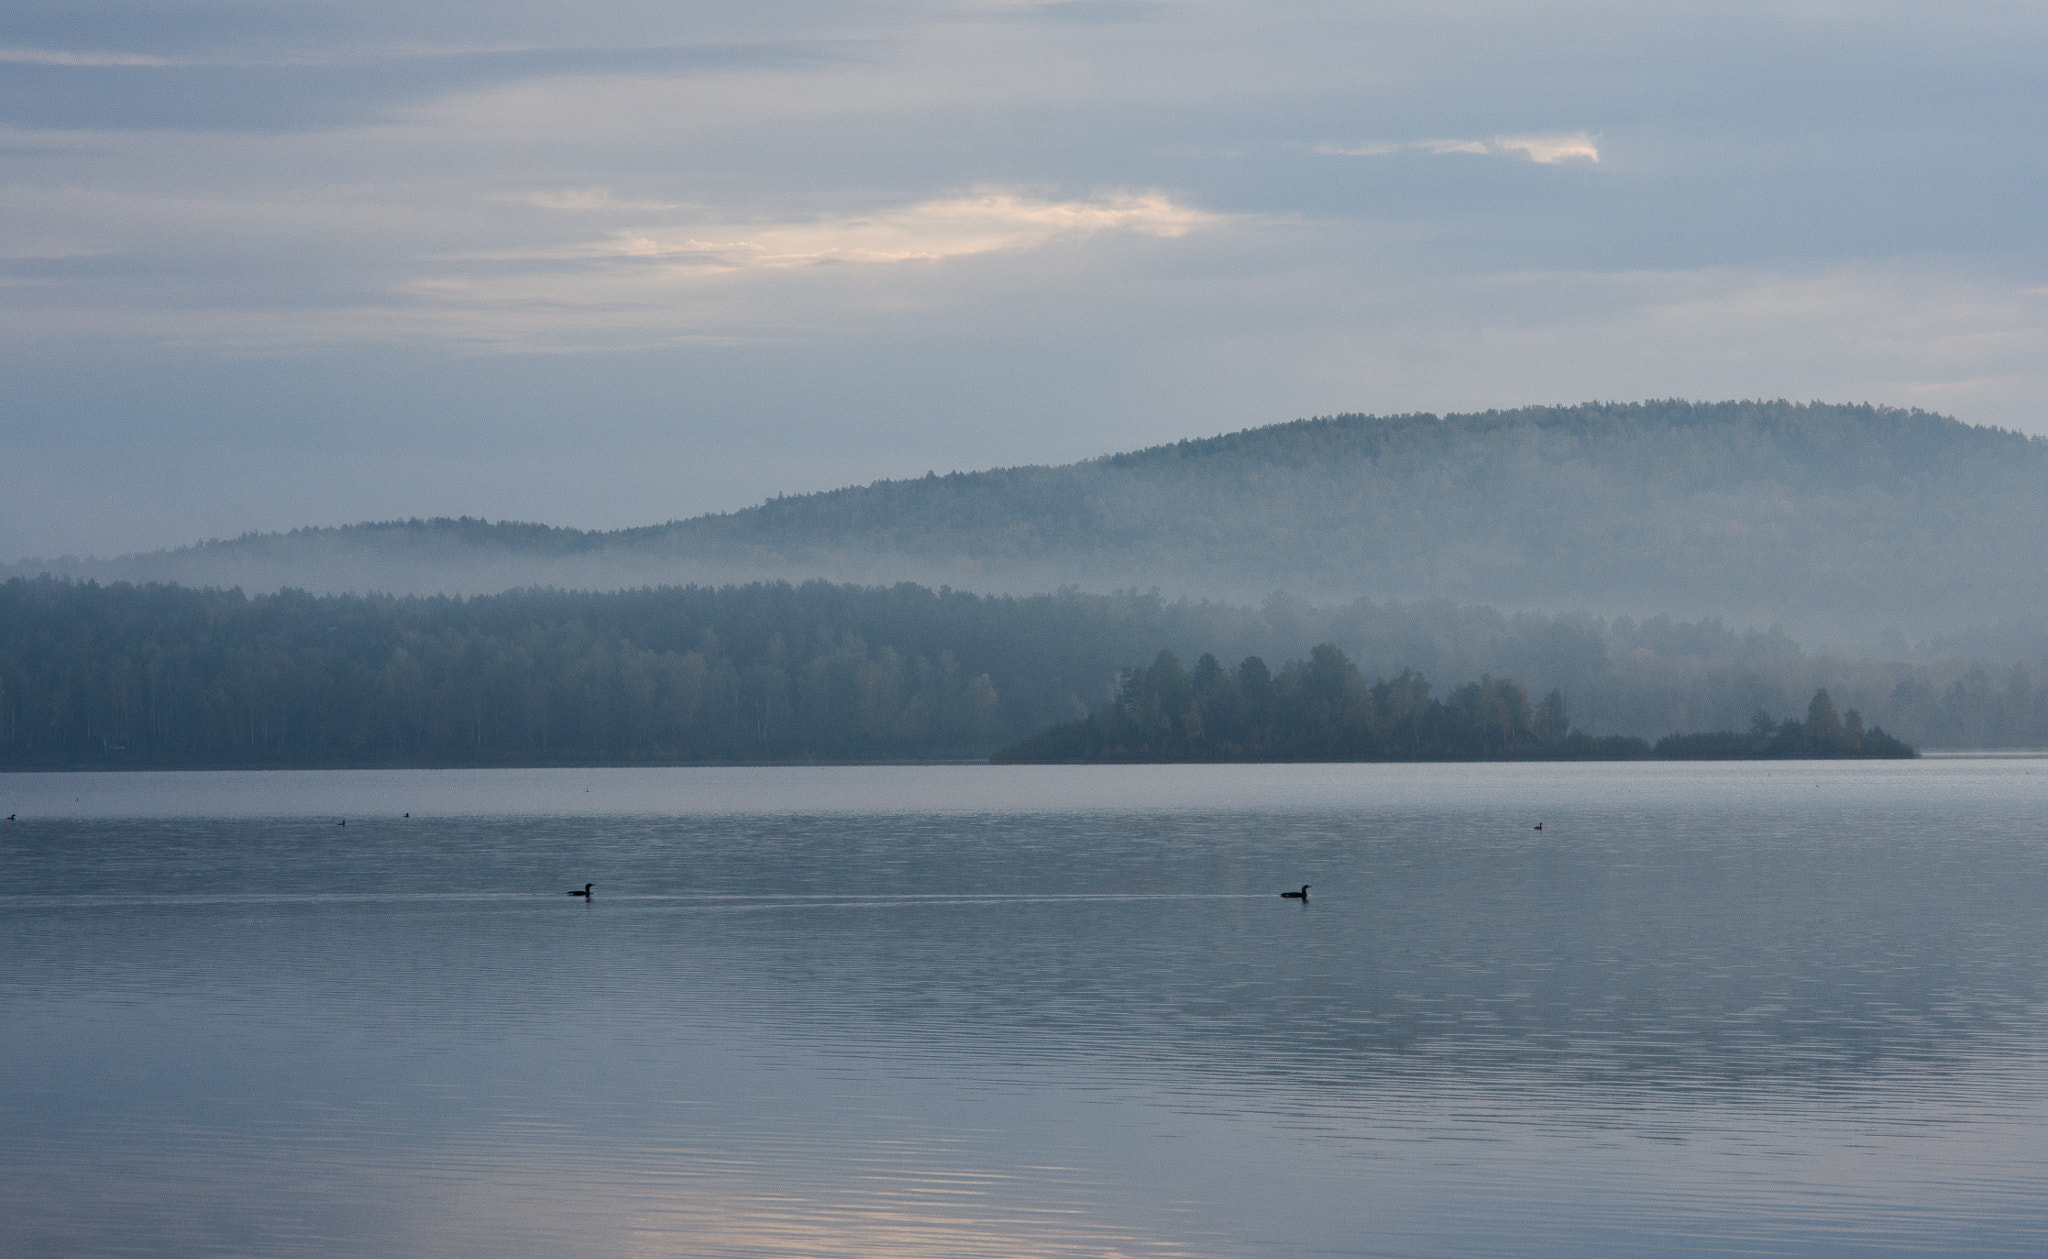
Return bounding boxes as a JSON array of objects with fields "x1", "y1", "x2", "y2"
[{"x1": 4, "y1": 748, "x2": 1928, "y2": 773}]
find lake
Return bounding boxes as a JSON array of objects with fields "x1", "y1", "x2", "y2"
[{"x1": 4, "y1": 761, "x2": 2046, "y2": 1257}]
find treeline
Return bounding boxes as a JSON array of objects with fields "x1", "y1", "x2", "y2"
[
  {"x1": 0, "y1": 576, "x2": 2017, "y2": 768},
  {"x1": 995, "y1": 647, "x2": 1649, "y2": 762},
  {"x1": 994, "y1": 646, "x2": 1913, "y2": 762},
  {"x1": 0, "y1": 577, "x2": 1098, "y2": 766}
]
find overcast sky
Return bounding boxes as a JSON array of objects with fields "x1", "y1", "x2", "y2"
[{"x1": 3, "y1": 0, "x2": 2044, "y2": 557}]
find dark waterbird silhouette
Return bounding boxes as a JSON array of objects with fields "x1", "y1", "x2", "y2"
[
  {"x1": 1281, "y1": 884, "x2": 1310, "y2": 900},
  {"x1": 1533, "y1": 823, "x2": 1543, "y2": 830},
  {"x1": 337, "y1": 819, "x2": 345, "y2": 826},
  {"x1": 568, "y1": 883, "x2": 593, "y2": 898}
]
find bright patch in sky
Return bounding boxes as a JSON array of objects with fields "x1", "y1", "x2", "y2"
[{"x1": 593, "y1": 191, "x2": 1216, "y2": 267}]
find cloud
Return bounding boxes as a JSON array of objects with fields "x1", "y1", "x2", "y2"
[
  {"x1": 586, "y1": 189, "x2": 1219, "y2": 269},
  {"x1": 1311, "y1": 131, "x2": 1599, "y2": 164},
  {"x1": 1493, "y1": 132, "x2": 1600, "y2": 164},
  {"x1": 343, "y1": 188, "x2": 1229, "y2": 351}
]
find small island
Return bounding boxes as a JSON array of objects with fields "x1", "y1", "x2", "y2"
[{"x1": 993, "y1": 645, "x2": 1915, "y2": 763}]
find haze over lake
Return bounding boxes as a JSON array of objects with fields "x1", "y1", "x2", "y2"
[{"x1": 7, "y1": 761, "x2": 2046, "y2": 1257}]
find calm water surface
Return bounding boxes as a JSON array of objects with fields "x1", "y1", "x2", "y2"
[{"x1": 4, "y1": 762, "x2": 2046, "y2": 1257}]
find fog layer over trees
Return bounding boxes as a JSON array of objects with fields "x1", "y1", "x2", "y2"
[
  {"x1": 12, "y1": 401, "x2": 2048, "y2": 639},
  {"x1": 1, "y1": 577, "x2": 2039, "y2": 768}
]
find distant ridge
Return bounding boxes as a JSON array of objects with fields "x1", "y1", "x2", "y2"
[{"x1": 12, "y1": 400, "x2": 2046, "y2": 634}]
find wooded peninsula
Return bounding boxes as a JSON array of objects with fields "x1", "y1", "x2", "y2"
[{"x1": 995, "y1": 646, "x2": 1914, "y2": 763}]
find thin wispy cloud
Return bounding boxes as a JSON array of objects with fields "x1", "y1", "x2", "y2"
[
  {"x1": 590, "y1": 190, "x2": 1218, "y2": 269},
  {"x1": 371, "y1": 189, "x2": 1228, "y2": 349},
  {"x1": 1311, "y1": 131, "x2": 1599, "y2": 164},
  {"x1": 0, "y1": 47, "x2": 179, "y2": 67}
]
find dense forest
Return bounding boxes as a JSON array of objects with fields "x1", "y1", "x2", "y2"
[
  {"x1": 12, "y1": 401, "x2": 2048, "y2": 636},
  {"x1": 994, "y1": 646, "x2": 1911, "y2": 763},
  {"x1": 0, "y1": 576, "x2": 2030, "y2": 768},
  {"x1": 0, "y1": 578, "x2": 1065, "y2": 766}
]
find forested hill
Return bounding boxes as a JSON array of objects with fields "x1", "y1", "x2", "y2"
[{"x1": 12, "y1": 401, "x2": 2048, "y2": 634}]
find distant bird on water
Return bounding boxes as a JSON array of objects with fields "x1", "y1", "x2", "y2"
[
  {"x1": 337, "y1": 819, "x2": 345, "y2": 826},
  {"x1": 1281, "y1": 884, "x2": 1310, "y2": 900},
  {"x1": 1533, "y1": 823, "x2": 1543, "y2": 831},
  {"x1": 568, "y1": 883, "x2": 593, "y2": 898}
]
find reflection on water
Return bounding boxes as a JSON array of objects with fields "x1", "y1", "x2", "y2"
[{"x1": 3, "y1": 762, "x2": 2047, "y2": 1257}]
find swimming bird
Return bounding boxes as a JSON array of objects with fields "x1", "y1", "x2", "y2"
[
  {"x1": 337, "y1": 819, "x2": 345, "y2": 826},
  {"x1": 1281, "y1": 884, "x2": 1310, "y2": 900},
  {"x1": 1533, "y1": 823, "x2": 1543, "y2": 831},
  {"x1": 568, "y1": 883, "x2": 593, "y2": 898}
]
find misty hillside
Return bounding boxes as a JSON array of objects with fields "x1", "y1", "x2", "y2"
[{"x1": 14, "y1": 401, "x2": 2047, "y2": 635}]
